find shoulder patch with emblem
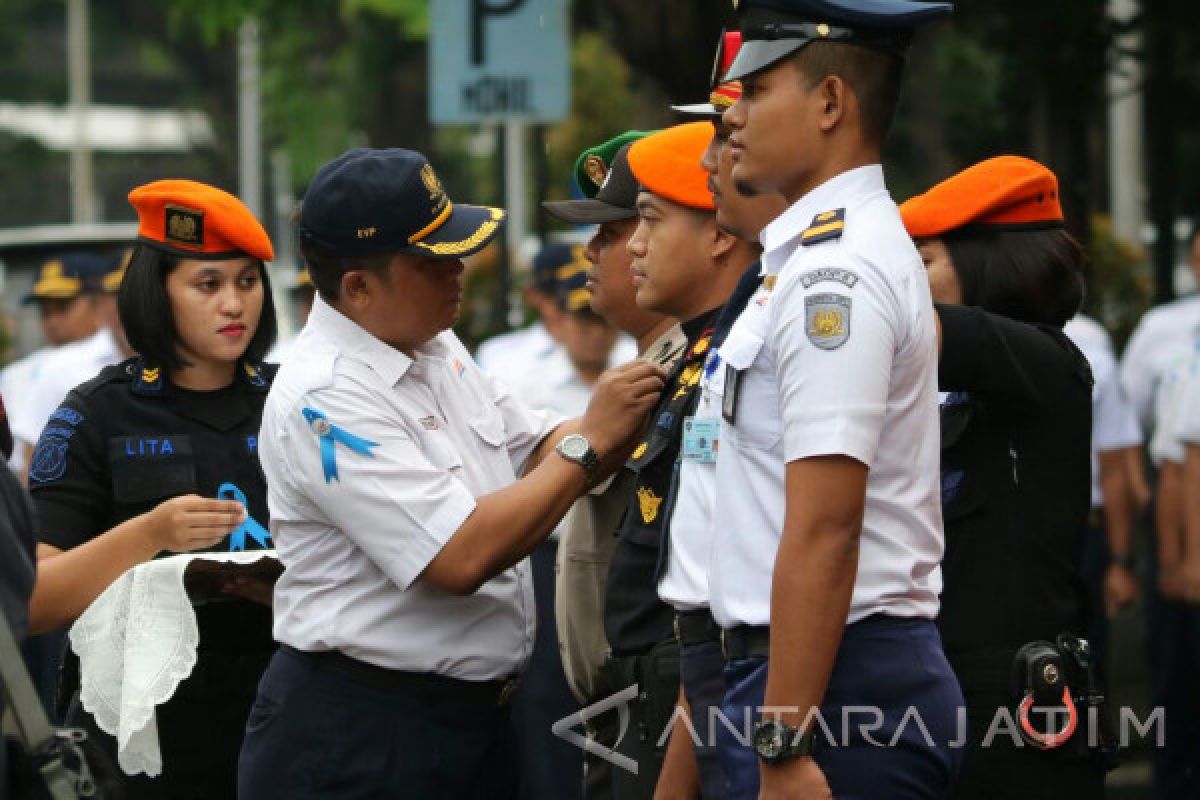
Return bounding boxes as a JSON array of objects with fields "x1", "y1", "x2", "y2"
[
  {"x1": 800, "y1": 267, "x2": 859, "y2": 289},
  {"x1": 800, "y1": 208, "x2": 845, "y2": 246},
  {"x1": 805, "y1": 293, "x2": 851, "y2": 350}
]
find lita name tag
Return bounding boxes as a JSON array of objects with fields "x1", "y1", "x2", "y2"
[
  {"x1": 722, "y1": 367, "x2": 742, "y2": 425},
  {"x1": 682, "y1": 417, "x2": 720, "y2": 464}
]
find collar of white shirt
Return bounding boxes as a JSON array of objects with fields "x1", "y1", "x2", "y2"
[
  {"x1": 307, "y1": 294, "x2": 434, "y2": 388},
  {"x1": 758, "y1": 164, "x2": 886, "y2": 276}
]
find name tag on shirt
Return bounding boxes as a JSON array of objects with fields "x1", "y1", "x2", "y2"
[{"x1": 682, "y1": 417, "x2": 720, "y2": 464}]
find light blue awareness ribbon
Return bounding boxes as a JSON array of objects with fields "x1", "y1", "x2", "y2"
[
  {"x1": 217, "y1": 482, "x2": 272, "y2": 551},
  {"x1": 302, "y1": 407, "x2": 379, "y2": 483}
]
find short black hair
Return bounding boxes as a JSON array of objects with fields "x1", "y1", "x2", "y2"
[
  {"x1": 942, "y1": 227, "x2": 1085, "y2": 328},
  {"x1": 299, "y1": 238, "x2": 394, "y2": 302},
  {"x1": 792, "y1": 41, "x2": 904, "y2": 146},
  {"x1": 118, "y1": 244, "x2": 278, "y2": 369}
]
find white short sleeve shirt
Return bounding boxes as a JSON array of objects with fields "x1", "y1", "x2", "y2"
[
  {"x1": 9, "y1": 328, "x2": 123, "y2": 448},
  {"x1": 263, "y1": 297, "x2": 563, "y2": 680},
  {"x1": 1064, "y1": 315, "x2": 1143, "y2": 507},
  {"x1": 708, "y1": 165, "x2": 944, "y2": 629},
  {"x1": 657, "y1": 354, "x2": 726, "y2": 613},
  {"x1": 1119, "y1": 295, "x2": 1200, "y2": 433}
]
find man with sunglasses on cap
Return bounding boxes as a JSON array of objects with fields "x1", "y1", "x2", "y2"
[
  {"x1": 709, "y1": 0, "x2": 963, "y2": 797},
  {"x1": 4, "y1": 253, "x2": 108, "y2": 478},
  {"x1": 11, "y1": 254, "x2": 133, "y2": 485},
  {"x1": 237, "y1": 148, "x2": 665, "y2": 799}
]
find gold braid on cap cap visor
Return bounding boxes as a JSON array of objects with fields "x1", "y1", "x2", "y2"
[
  {"x1": 408, "y1": 201, "x2": 456, "y2": 245},
  {"x1": 411, "y1": 208, "x2": 506, "y2": 256},
  {"x1": 32, "y1": 276, "x2": 83, "y2": 297}
]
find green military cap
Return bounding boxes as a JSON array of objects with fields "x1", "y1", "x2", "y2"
[{"x1": 572, "y1": 131, "x2": 653, "y2": 199}]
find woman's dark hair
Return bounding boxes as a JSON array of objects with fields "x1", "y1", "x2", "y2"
[
  {"x1": 942, "y1": 227, "x2": 1085, "y2": 328},
  {"x1": 118, "y1": 244, "x2": 278, "y2": 370}
]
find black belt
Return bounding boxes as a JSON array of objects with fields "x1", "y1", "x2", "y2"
[
  {"x1": 282, "y1": 646, "x2": 520, "y2": 707},
  {"x1": 675, "y1": 609, "x2": 721, "y2": 647},
  {"x1": 720, "y1": 625, "x2": 770, "y2": 660}
]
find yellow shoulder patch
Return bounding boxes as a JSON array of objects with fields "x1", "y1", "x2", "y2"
[{"x1": 800, "y1": 208, "x2": 845, "y2": 246}]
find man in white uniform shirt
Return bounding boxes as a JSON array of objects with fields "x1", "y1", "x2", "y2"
[
  {"x1": 1063, "y1": 313, "x2": 1143, "y2": 675},
  {"x1": 712, "y1": 1, "x2": 961, "y2": 797},
  {"x1": 3, "y1": 253, "x2": 107, "y2": 477},
  {"x1": 653, "y1": 32, "x2": 790, "y2": 799},
  {"x1": 237, "y1": 148, "x2": 665, "y2": 799},
  {"x1": 12, "y1": 255, "x2": 133, "y2": 476}
]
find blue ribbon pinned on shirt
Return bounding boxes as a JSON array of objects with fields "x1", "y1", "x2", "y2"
[
  {"x1": 217, "y1": 482, "x2": 272, "y2": 551},
  {"x1": 302, "y1": 407, "x2": 379, "y2": 483}
]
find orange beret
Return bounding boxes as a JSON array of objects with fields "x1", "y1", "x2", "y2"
[
  {"x1": 900, "y1": 156, "x2": 1064, "y2": 239},
  {"x1": 627, "y1": 123, "x2": 716, "y2": 212},
  {"x1": 128, "y1": 179, "x2": 274, "y2": 262}
]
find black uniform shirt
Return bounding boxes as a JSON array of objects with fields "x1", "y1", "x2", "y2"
[
  {"x1": 936, "y1": 304, "x2": 1093, "y2": 671},
  {"x1": 604, "y1": 310, "x2": 720, "y2": 657},
  {"x1": 29, "y1": 356, "x2": 276, "y2": 554}
]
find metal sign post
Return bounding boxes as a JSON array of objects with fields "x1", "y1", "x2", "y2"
[{"x1": 430, "y1": 0, "x2": 569, "y2": 333}]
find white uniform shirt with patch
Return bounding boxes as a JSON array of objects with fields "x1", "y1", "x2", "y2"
[
  {"x1": 1171, "y1": 357, "x2": 1200, "y2": 449},
  {"x1": 262, "y1": 297, "x2": 563, "y2": 680},
  {"x1": 1147, "y1": 350, "x2": 1198, "y2": 467},
  {"x1": 1119, "y1": 294, "x2": 1200, "y2": 433},
  {"x1": 2, "y1": 350, "x2": 53, "y2": 473},
  {"x1": 9, "y1": 328, "x2": 123, "y2": 450},
  {"x1": 1064, "y1": 315, "x2": 1143, "y2": 508},
  {"x1": 657, "y1": 353, "x2": 726, "y2": 612},
  {"x1": 708, "y1": 165, "x2": 944, "y2": 629}
]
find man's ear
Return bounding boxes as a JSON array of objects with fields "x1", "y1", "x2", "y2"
[
  {"x1": 340, "y1": 270, "x2": 372, "y2": 308},
  {"x1": 711, "y1": 221, "x2": 738, "y2": 262},
  {"x1": 816, "y1": 75, "x2": 848, "y2": 133}
]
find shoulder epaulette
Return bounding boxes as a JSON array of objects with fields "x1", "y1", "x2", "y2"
[
  {"x1": 800, "y1": 208, "x2": 845, "y2": 246},
  {"x1": 73, "y1": 359, "x2": 135, "y2": 398},
  {"x1": 241, "y1": 360, "x2": 274, "y2": 392}
]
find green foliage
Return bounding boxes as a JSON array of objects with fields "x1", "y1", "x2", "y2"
[
  {"x1": 1084, "y1": 215, "x2": 1152, "y2": 351},
  {"x1": 543, "y1": 30, "x2": 637, "y2": 205}
]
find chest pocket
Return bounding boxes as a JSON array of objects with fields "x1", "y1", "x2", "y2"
[
  {"x1": 108, "y1": 434, "x2": 198, "y2": 504},
  {"x1": 719, "y1": 327, "x2": 782, "y2": 451},
  {"x1": 418, "y1": 426, "x2": 464, "y2": 473}
]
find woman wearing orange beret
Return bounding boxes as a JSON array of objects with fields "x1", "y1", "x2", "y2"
[
  {"x1": 901, "y1": 156, "x2": 1109, "y2": 798},
  {"x1": 26, "y1": 180, "x2": 279, "y2": 799}
]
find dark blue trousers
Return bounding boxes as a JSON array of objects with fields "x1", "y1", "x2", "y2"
[
  {"x1": 510, "y1": 539, "x2": 583, "y2": 800},
  {"x1": 718, "y1": 616, "x2": 964, "y2": 800},
  {"x1": 238, "y1": 648, "x2": 518, "y2": 800},
  {"x1": 679, "y1": 639, "x2": 728, "y2": 799}
]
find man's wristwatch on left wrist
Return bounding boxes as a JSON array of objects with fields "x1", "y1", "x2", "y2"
[
  {"x1": 753, "y1": 719, "x2": 817, "y2": 765},
  {"x1": 555, "y1": 434, "x2": 598, "y2": 483}
]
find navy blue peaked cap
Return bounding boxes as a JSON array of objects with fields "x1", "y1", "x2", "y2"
[{"x1": 725, "y1": 0, "x2": 953, "y2": 81}]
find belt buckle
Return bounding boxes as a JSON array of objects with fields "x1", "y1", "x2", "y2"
[{"x1": 497, "y1": 677, "x2": 520, "y2": 707}]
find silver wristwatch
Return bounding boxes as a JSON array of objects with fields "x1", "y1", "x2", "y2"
[{"x1": 555, "y1": 434, "x2": 599, "y2": 482}]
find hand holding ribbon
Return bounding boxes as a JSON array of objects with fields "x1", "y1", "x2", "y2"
[{"x1": 217, "y1": 482, "x2": 272, "y2": 551}]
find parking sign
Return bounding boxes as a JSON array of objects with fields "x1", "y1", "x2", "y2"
[{"x1": 430, "y1": 0, "x2": 570, "y2": 125}]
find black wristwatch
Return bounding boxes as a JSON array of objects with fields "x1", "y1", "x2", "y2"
[
  {"x1": 753, "y1": 719, "x2": 817, "y2": 765},
  {"x1": 555, "y1": 434, "x2": 599, "y2": 482}
]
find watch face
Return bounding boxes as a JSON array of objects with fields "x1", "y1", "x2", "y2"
[
  {"x1": 561, "y1": 435, "x2": 589, "y2": 459},
  {"x1": 754, "y1": 723, "x2": 784, "y2": 759}
]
